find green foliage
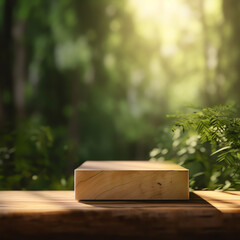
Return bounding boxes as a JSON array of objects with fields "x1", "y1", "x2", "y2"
[
  {"x1": 171, "y1": 105, "x2": 240, "y2": 167},
  {"x1": 1, "y1": 0, "x2": 158, "y2": 190},
  {"x1": 1, "y1": 0, "x2": 240, "y2": 190},
  {"x1": 0, "y1": 119, "x2": 74, "y2": 190},
  {"x1": 150, "y1": 105, "x2": 240, "y2": 190}
]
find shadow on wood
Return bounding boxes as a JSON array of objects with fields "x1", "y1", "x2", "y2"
[{"x1": 0, "y1": 191, "x2": 240, "y2": 240}]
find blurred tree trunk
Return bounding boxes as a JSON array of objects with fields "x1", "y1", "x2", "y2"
[
  {"x1": 222, "y1": 0, "x2": 240, "y2": 104},
  {"x1": 214, "y1": 33, "x2": 224, "y2": 105},
  {"x1": 12, "y1": 20, "x2": 26, "y2": 120},
  {"x1": 0, "y1": 84, "x2": 4, "y2": 127},
  {"x1": 155, "y1": 26, "x2": 171, "y2": 122},
  {"x1": 67, "y1": 71, "x2": 81, "y2": 175},
  {"x1": 0, "y1": 0, "x2": 15, "y2": 127},
  {"x1": 199, "y1": 0, "x2": 211, "y2": 106}
]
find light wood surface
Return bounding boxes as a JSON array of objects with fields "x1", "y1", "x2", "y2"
[
  {"x1": 0, "y1": 191, "x2": 240, "y2": 240},
  {"x1": 78, "y1": 161, "x2": 187, "y2": 170},
  {"x1": 75, "y1": 161, "x2": 189, "y2": 200}
]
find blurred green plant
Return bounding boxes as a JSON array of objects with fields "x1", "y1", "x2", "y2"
[
  {"x1": 0, "y1": 119, "x2": 74, "y2": 190},
  {"x1": 150, "y1": 105, "x2": 240, "y2": 190}
]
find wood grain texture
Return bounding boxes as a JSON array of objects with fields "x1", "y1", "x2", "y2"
[
  {"x1": 0, "y1": 191, "x2": 240, "y2": 240},
  {"x1": 74, "y1": 161, "x2": 189, "y2": 200}
]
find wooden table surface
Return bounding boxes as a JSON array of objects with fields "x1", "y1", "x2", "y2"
[{"x1": 0, "y1": 191, "x2": 240, "y2": 240}]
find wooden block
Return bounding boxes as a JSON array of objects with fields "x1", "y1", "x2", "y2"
[{"x1": 74, "y1": 161, "x2": 189, "y2": 200}]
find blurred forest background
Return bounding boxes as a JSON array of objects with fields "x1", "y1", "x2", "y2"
[{"x1": 0, "y1": 0, "x2": 240, "y2": 190}]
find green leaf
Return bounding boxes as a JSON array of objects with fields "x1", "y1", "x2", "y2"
[{"x1": 211, "y1": 146, "x2": 231, "y2": 156}]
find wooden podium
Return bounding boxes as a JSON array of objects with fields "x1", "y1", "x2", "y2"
[{"x1": 75, "y1": 161, "x2": 189, "y2": 200}]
